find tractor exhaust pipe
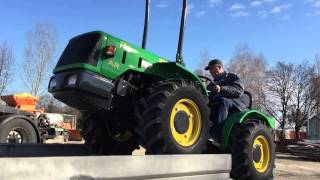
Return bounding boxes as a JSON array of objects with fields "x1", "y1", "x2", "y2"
[
  {"x1": 142, "y1": 0, "x2": 150, "y2": 49},
  {"x1": 176, "y1": 0, "x2": 187, "y2": 64}
]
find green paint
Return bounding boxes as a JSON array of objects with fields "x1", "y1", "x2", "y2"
[
  {"x1": 53, "y1": 31, "x2": 207, "y2": 94},
  {"x1": 52, "y1": 31, "x2": 275, "y2": 150},
  {"x1": 219, "y1": 110, "x2": 275, "y2": 150},
  {"x1": 144, "y1": 62, "x2": 208, "y2": 95}
]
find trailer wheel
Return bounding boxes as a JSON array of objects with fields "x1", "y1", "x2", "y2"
[
  {"x1": 135, "y1": 80, "x2": 210, "y2": 154},
  {"x1": 229, "y1": 120, "x2": 275, "y2": 180},
  {"x1": 0, "y1": 117, "x2": 38, "y2": 143},
  {"x1": 80, "y1": 111, "x2": 139, "y2": 155}
]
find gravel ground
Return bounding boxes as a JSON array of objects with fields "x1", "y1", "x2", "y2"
[
  {"x1": 134, "y1": 150, "x2": 320, "y2": 179},
  {"x1": 275, "y1": 154, "x2": 320, "y2": 180}
]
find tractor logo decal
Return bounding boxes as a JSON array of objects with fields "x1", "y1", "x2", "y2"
[{"x1": 108, "y1": 61, "x2": 120, "y2": 69}]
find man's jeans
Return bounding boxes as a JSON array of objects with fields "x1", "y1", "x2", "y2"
[{"x1": 209, "y1": 96, "x2": 234, "y2": 140}]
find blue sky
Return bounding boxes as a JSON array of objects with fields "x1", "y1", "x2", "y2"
[{"x1": 0, "y1": 0, "x2": 320, "y2": 94}]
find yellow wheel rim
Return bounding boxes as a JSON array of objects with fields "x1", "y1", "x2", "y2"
[
  {"x1": 169, "y1": 98, "x2": 201, "y2": 147},
  {"x1": 253, "y1": 135, "x2": 270, "y2": 173}
]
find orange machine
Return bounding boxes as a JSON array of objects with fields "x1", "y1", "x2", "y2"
[
  {"x1": 1, "y1": 93, "x2": 44, "y2": 114},
  {"x1": 1, "y1": 93, "x2": 82, "y2": 141}
]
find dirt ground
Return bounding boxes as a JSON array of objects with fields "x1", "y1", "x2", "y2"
[
  {"x1": 275, "y1": 153, "x2": 320, "y2": 180},
  {"x1": 130, "y1": 149, "x2": 320, "y2": 179}
]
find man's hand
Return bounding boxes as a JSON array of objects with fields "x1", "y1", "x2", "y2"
[{"x1": 212, "y1": 85, "x2": 221, "y2": 93}]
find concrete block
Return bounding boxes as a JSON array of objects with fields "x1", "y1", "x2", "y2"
[{"x1": 0, "y1": 154, "x2": 231, "y2": 180}]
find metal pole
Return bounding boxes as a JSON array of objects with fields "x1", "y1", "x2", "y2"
[
  {"x1": 176, "y1": 0, "x2": 187, "y2": 64},
  {"x1": 142, "y1": 0, "x2": 150, "y2": 49}
]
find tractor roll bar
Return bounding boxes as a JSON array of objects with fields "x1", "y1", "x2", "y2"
[
  {"x1": 176, "y1": 0, "x2": 187, "y2": 64},
  {"x1": 142, "y1": 0, "x2": 150, "y2": 49},
  {"x1": 142, "y1": 0, "x2": 187, "y2": 65}
]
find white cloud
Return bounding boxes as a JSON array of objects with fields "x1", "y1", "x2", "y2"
[
  {"x1": 250, "y1": 0, "x2": 276, "y2": 7},
  {"x1": 258, "y1": 10, "x2": 268, "y2": 18},
  {"x1": 271, "y1": 6, "x2": 281, "y2": 13},
  {"x1": 282, "y1": 15, "x2": 291, "y2": 20},
  {"x1": 187, "y1": 4, "x2": 195, "y2": 14},
  {"x1": 232, "y1": 11, "x2": 250, "y2": 17},
  {"x1": 208, "y1": 0, "x2": 223, "y2": 8},
  {"x1": 263, "y1": 0, "x2": 276, "y2": 3},
  {"x1": 305, "y1": 10, "x2": 320, "y2": 16},
  {"x1": 251, "y1": 1, "x2": 263, "y2": 6},
  {"x1": 196, "y1": 10, "x2": 206, "y2": 17},
  {"x1": 271, "y1": 4, "x2": 292, "y2": 14},
  {"x1": 230, "y1": 3, "x2": 246, "y2": 11},
  {"x1": 304, "y1": 0, "x2": 315, "y2": 3},
  {"x1": 314, "y1": 1, "x2": 320, "y2": 7},
  {"x1": 304, "y1": 0, "x2": 320, "y2": 7},
  {"x1": 156, "y1": 1, "x2": 169, "y2": 8}
]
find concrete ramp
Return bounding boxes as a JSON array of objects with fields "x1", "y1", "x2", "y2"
[{"x1": 0, "y1": 154, "x2": 231, "y2": 180}]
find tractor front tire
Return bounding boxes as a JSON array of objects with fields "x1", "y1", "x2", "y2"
[
  {"x1": 80, "y1": 111, "x2": 139, "y2": 155},
  {"x1": 229, "y1": 120, "x2": 275, "y2": 180},
  {"x1": 135, "y1": 80, "x2": 210, "y2": 154}
]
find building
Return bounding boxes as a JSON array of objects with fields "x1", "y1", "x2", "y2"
[{"x1": 308, "y1": 116, "x2": 320, "y2": 140}]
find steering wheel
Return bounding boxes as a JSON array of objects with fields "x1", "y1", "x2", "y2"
[{"x1": 197, "y1": 75, "x2": 216, "y2": 86}]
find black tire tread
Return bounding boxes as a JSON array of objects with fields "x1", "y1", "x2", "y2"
[
  {"x1": 229, "y1": 120, "x2": 275, "y2": 180},
  {"x1": 80, "y1": 112, "x2": 138, "y2": 155},
  {"x1": 135, "y1": 79, "x2": 209, "y2": 154}
]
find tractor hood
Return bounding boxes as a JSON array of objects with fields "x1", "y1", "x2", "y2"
[
  {"x1": 56, "y1": 32, "x2": 101, "y2": 68},
  {"x1": 53, "y1": 31, "x2": 104, "y2": 74}
]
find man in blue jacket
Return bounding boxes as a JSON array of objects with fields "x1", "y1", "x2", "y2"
[{"x1": 205, "y1": 59, "x2": 245, "y2": 143}]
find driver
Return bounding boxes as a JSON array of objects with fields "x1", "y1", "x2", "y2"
[{"x1": 205, "y1": 59, "x2": 245, "y2": 143}]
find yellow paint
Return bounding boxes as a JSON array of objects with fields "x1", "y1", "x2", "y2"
[
  {"x1": 169, "y1": 98, "x2": 201, "y2": 147},
  {"x1": 253, "y1": 135, "x2": 270, "y2": 173},
  {"x1": 159, "y1": 58, "x2": 167, "y2": 63}
]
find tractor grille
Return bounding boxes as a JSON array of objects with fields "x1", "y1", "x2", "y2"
[{"x1": 56, "y1": 33, "x2": 101, "y2": 67}]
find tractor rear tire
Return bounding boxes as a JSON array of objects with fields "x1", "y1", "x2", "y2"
[
  {"x1": 229, "y1": 120, "x2": 275, "y2": 180},
  {"x1": 80, "y1": 111, "x2": 139, "y2": 155},
  {"x1": 0, "y1": 116, "x2": 38, "y2": 143},
  {"x1": 135, "y1": 80, "x2": 210, "y2": 154}
]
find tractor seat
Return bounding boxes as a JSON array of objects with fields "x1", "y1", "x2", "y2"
[
  {"x1": 229, "y1": 91, "x2": 252, "y2": 114},
  {"x1": 239, "y1": 91, "x2": 252, "y2": 110}
]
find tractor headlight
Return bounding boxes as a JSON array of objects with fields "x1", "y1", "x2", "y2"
[
  {"x1": 67, "y1": 74, "x2": 77, "y2": 86},
  {"x1": 49, "y1": 78, "x2": 56, "y2": 89}
]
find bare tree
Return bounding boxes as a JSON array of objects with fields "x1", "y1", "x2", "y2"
[
  {"x1": 22, "y1": 23, "x2": 58, "y2": 97},
  {"x1": 194, "y1": 51, "x2": 211, "y2": 77},
  {"x1": 0, "y1": 41, "x2": 14, "y2": 96},
  {"x1": 199, "y1": 51, "x2": 210, "y2": 69},
  {"x1": 37, "y1": 93, "x2": 77, "y2": 114},
  {"x1": 288, "y1": 62, "x2": 316, "y2": 140},
  {"x1": 264, "y1": 62, "x2": 295, "y2": 141},
  {"x1": 228, "y1": 45, "x2": 268, "y2": 110},
  {"x1": 311, "y1": 54, "x2": 320, "y2": 117}
]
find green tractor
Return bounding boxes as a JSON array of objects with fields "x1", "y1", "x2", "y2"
[{"x1": 48, "y1": 0, "x2": 275, "y2": 179}]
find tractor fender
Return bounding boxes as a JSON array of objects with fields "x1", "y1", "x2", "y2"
[
  {"x1": 220, "y1": 110, "x2": 275, "y2": 150},
  {"x1": 144, "y1": 62, "x2": 208, "y2": 95},
  {"x1": 0, "y1": 114, "x2": 41, "y2": 143}
]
